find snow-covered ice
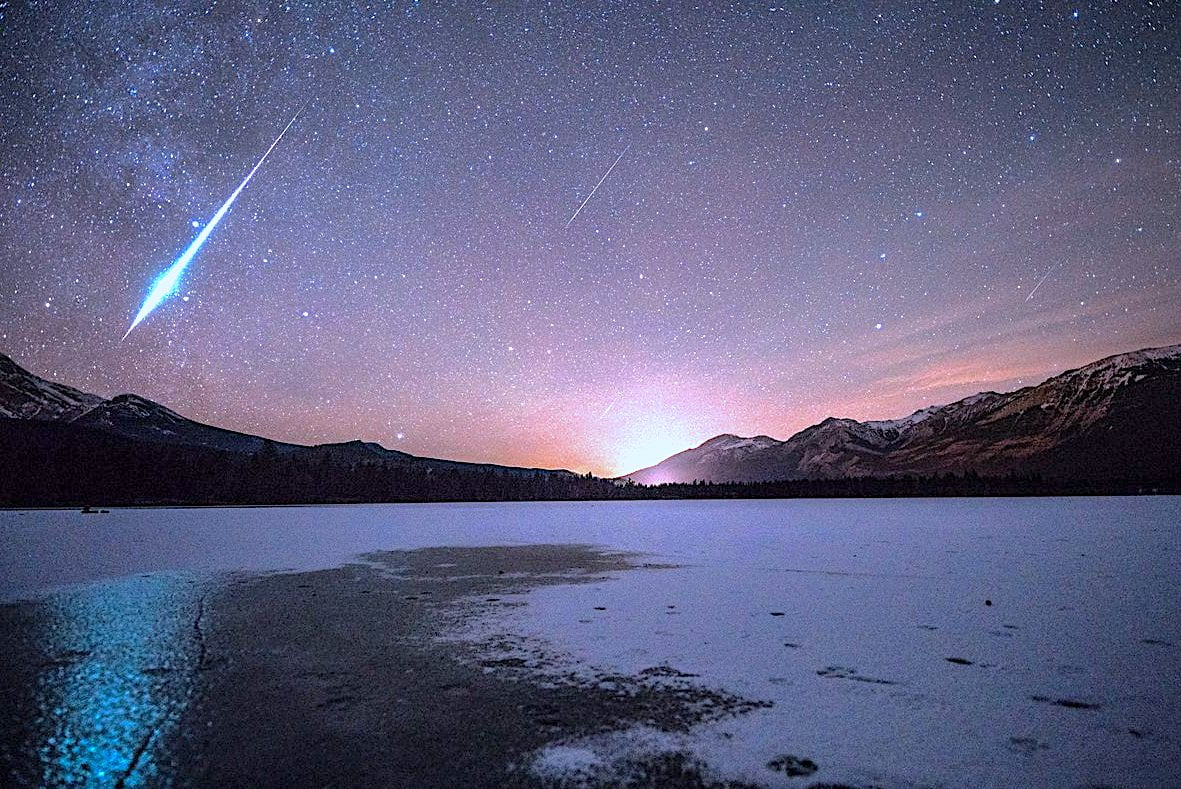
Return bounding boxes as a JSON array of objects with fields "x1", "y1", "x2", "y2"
[
  {"x1": 432, "y1": 498, "x2": 1181, "y2": 787},
  {"x1": 2, "y1": 497, "x2": 1179, "y2": 786}
]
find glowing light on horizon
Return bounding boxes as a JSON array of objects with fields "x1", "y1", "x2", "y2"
[
  {"x1": 602, "y1": 399, "x2": 702, "y2": 477},
  {"x1": 610, "y1": 433, "x2": 695, "y2": 477}
]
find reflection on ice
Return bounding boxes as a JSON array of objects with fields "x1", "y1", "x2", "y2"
[{"x1": 20, "y1": 575, "x2": 203, "y2": 787}]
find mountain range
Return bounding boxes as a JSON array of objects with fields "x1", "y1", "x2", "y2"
[
  {"x1": 0, "y1": 351, "x2": 572, "y2": 482},
  {"x1": 2, "y1": 344, "x2": 1178, "y2": 506},
  {"x1": 624, "y1": 345, "x2": 1181, "y2": 485}
]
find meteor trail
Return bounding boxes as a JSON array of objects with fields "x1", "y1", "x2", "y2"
[
  {"x1": 1025, "y1": 264, "x2": 1056, "y2": 302},
  {"x1": 123, "y1": 109, "x2": 303, "y2": 339},
  {"x1": 565, "y1": 144, "x2": 629, "y2": 228}
]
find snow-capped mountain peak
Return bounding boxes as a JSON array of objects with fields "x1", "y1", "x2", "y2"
[
  {"x1": 625, "y1": 343, "x2": 1181, "y2": 484},
  {"x1": 697, "y1": 433, "x2": 781, "y2": 452},
  {"x1": 0, "y1": 352, "x2": 104, "y2": 421}
]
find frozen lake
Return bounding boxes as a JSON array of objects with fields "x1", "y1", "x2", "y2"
[{"x1": 2, "y1": 497, "x2": 1179, "y2": 787}]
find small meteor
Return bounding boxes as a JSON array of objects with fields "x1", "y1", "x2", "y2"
[
  {"x1": 565, "y1": 144, "x2": 629, "y2": 228},
  {"x1": 123, "y1": 109, "x2": 303, "y2": 339},
  {"x1": 1025, "y1": 264, "x2": 1057, "y2": 302}
]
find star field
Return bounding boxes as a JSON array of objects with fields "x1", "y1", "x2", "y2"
[{"x1": 1, "y1": 1, "x2": 1178, "y2": 475}]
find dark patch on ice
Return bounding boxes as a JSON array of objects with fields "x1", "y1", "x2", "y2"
[
  {"x1": 1141, "y1": 638, "x2": 1173, "y2": 646},
  {"x1": 1030, "y1": 695, "x2": 1100, "y2": 710},
  {"x1": 518, "y1": 701, "x2": 564, "y2": 728},
  {"x1": 1002, "y1": 624, "x2": 1019, "y2": 629},
  {"x1": 482, "y1": 657, "x2": 530, "y2": 669},
  {"x1": 770, "y1": 611, "x2": 786, "y2": 616},
  {"x1": 945, "y1": 657, "x2": 973, "y2": 665},
  {"x1": 143, "y1": 544, "x2": 766, "y2": 786},
  {"x1": 593, "y1": 606, "x2": 607, "y2": 611},
  {"x1": 533, "y1": 748, "x2": 763, "y2": 788},
  {"x1": 917, "y1": 624, "x2": 938, "y2": 631},
  {"x1": 142, "y1": 666, "x2": 178, "y2": 676},
  {"x1": 39, "y1": 649, "x2": 91, "y2": 668},
  {"x1": 315, "y1": 693, "x2": 359, "y2": 710},
  {"x1": 639, "y1": 665, "x2": 700, "y2": 679},
  {"x1": 1128, "y1": 728, "x2": 1145, "y2": 738},
  {"x1": 767, "y1": 754, "x2": 818, "y2": 776},
  {"x1": 624, "y1": 751, "x2": 761, "y2": 787},
  {"x1": 1007, "y1": 736, "x2": 1049, "y2": 754},
  {"x1": 784, "y1": 642, "x2": 802, "y2": 649},
  {"x1": 437, "y1": 682, "x2": 471, "y2": 698},
  {"x1": 816, "y1": 666, "x2": 897, "y2": 685}
]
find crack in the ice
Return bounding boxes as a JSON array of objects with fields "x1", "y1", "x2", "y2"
[
  {"x1": 114, "y1": 726, "x2": 157, "y2": 789},
  {"x1": 113, "y1": 590, "x2": 209, "y2": 787}
]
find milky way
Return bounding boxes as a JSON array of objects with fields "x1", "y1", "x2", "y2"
[{"x1": 1, "y1": 2, "x2": 1178, "y2": 475}]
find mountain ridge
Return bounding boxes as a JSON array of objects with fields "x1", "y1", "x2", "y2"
[
  {"x1": 624, "y1": 344, "x2": 1181, "y2": 484},
  {"x1": 3, "y1": 344, "x2": 1179, "y2": 493},
  {"x1": 0, "y1": 352, "x2": 572, "y2": 478}
]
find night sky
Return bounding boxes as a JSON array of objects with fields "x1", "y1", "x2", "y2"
[{"x1": 1, "y1": 1, "x2": 1178, "y2": 476}]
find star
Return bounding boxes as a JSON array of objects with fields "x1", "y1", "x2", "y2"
[{"x1": 0, "y1": 0, "x2": 1174, "y2": 476}]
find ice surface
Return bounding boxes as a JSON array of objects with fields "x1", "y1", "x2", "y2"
[
  {"x1": 2, "y1": 498, "x2": 1179, "y2": 786},
  {"x1": 439, "y1": 499, "x2": 1181, "y2": 787}
]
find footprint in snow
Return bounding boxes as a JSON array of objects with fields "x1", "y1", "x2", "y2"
[
  {"x1": 816, "y1": 666, "x2": 897, "y2": 685},
  {"x1": 1008, "y1": 736, "x2": 1049, "y2": 754},
  {"x1": 1030, "y1": 695, "x2": 1100, "y2": 710},
  {"x1": 766, "y1": 754, "x2": 818, "y2": 777}
]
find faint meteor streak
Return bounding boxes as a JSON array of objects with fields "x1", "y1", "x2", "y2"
[
  {"x1": 565, "y1": 145, "x2": 629, "y2": 228},
  {"x1": 123, "y1": 109, "x2": 303, "y2": 339},
  {"x1": 600, "y1": 396, "x2": 618, "y2": 417},
  {"x1": 1025, "y1": 264, "x2": 1057, "y2": 302}
]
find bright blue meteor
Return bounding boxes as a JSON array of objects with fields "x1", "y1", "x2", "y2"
[{"x1": 123, "y1": 110, "x2": 302, "y2": 339}]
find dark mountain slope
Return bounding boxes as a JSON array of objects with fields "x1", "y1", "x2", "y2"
[{"x1": 0, "y1": 352, "x2": 569, "y2": 473}]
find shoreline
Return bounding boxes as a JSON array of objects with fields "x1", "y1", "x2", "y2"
[
  {"x1": 3, "y1": 488, "x2": 1180, "y2": 513},
  {"x1": 1, "y1": 545, "x2": 771, "y2": 787}
]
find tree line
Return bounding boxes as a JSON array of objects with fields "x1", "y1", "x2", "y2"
[{"x1": 1, "y1": 419, "x2": 1175, "y2": 508}]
